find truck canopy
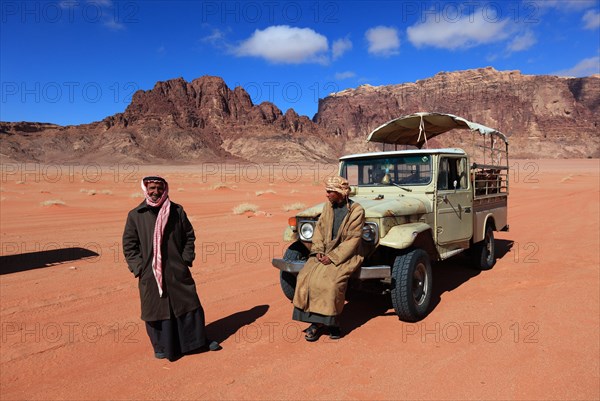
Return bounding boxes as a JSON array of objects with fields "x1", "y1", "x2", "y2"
[{"x1": 367, "y1": 112, "x2": 508, "y2": 149}]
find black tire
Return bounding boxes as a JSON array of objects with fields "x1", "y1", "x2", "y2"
[
  {"x1": 471, "y1": 225, "x2": 496, "y2": 270},
  {"x1": 280, "y1": 271, "x2": 296, "y2": 301},
  {"x1": 279, "y1": 242, "x2": 307, "y2": 301},
  {"x1": 390, "y1": 248, "x2": 432, "y2": 322}
]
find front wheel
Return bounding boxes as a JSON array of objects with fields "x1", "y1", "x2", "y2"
[
  {"x1": 279, "y1": 242, "x2": 307, "y2": 301},
  {"x1": 471, "y1": 225, "x2": 496, "y2": 270},
  {"x1": 280, "y1": 271, "x2": 296, "y2": 301},
  {"x1": 390, "y1": 249, "x2": 432, "y2": 322}
]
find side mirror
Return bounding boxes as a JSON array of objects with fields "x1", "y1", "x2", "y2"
[{"x1": 453, "y1": 180, "x2": 458, "y2": 191}]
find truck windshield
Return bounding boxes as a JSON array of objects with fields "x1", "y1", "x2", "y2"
[{"x1": 340, "y1": 155, "x2": 432, "y2": 187}]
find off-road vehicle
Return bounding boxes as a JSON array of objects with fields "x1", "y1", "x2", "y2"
[{"x1": 272, "y1": 112, "x2": 509, "y2": 322}]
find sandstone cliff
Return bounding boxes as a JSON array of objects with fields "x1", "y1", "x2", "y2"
[
  {"x1": 1, "y1": 68, "x2": 598, "y2": 163},
  {"x1": 315, "y1": 67, "x2": 599, "y2": 158}
]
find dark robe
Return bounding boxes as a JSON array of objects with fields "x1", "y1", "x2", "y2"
[{"x1": 123, "y1": 200, "x2": 208, "y2": 359}]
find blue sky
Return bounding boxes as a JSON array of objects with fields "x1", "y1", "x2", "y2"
[{"x1": 1, "y1": 0, "x2": 599, "y2": 125}]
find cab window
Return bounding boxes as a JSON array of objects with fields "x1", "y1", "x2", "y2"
[{"x1": 438, "y1": 157, "x2": 468, "y2": 190}]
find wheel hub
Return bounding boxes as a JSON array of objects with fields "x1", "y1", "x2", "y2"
[{"x1": 413, "y1": 263, "x2": 428, "y2": 305}]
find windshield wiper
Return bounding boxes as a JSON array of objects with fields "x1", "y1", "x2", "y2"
[{"x1": 390, "y1": 182, "x2": 412, "y2": 192}]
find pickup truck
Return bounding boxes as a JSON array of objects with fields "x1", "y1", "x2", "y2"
[{"x1": 272, "y1": 112, "x2": 509, "y2": 322}]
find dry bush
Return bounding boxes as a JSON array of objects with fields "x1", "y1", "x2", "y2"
[
  {"x1": 130, "y1": 192, "x2": 144, "y2": 198},
  {"x1": 560, "y1": 175, "x2": 573, "y2": 183},
  {"x1": 101, "y1": 189, "x2": 113, "y2": 195},
  {"x1": 41, "y1": 199, "x2": 66, "y2": 206},
  {"x1": 233, "y1": 203, "x2": 259, "y2": 215},
  {"x1": 283, "y1": 202, "x2": 306, "y2": 212},
  {"x1": 211, "y1": 183, "x2": 230, "y2": 190},
  {"x1": 255, "y1": 189, "x2": 276, "y2": 196}
]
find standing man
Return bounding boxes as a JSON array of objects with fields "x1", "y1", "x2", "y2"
[
  {"x1": 292, "y1": 176, "x2": 365, "y2": 341},
  {"x1": 123, "y1": 175, "x2": 220, "y2": 361}
]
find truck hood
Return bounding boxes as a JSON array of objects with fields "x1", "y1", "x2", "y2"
[{"x1": 295, "y1": 196, "x2": 430, "y2": 219}]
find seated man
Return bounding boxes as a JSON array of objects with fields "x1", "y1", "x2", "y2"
[{"x1": 292, "y1": 176, "x2": 365, "y2": 341}]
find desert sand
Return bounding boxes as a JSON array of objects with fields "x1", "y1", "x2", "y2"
[{"x1": 0, "y1": 159, "x2": 598, "y2": 400}]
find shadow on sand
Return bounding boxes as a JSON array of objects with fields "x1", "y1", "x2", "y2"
[
  {"x1": 206, "y1": 304, "x2": 270, "y2": 344},
  {"x1": 340, "y1": 239, "x2": 514, "y2": 336},
  {"x1": 0, "y1": 247, "x2": 100, "y2": 275}
]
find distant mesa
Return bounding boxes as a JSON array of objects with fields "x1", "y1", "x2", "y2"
[{"x1": 1, "y1": 68, "x2": 598, "y2": 163}]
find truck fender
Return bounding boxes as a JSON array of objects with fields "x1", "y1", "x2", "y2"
[
  {"x1": 283, "y1": 226, "x2": 298, "y2": 242},
  {"x1": 474, "y1": 214, "x2": 496, "y2": 243},
  {"x1": 379, "y1": 222, "x2": 432, "y2": 250}
]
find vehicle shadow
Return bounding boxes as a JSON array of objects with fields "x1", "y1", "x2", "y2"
[
  {"x1": 0, "y1": 247, "x2": 100, "y2": 275},
  {"x1": 205, "y1": 304, "x2": 270, "y2": 344},
  {"x1": 340, "y1": 239, "x2": 514, "y2": 333},
  {"x1": 340, "y1": 292, "x2": 392, "y2": 337},
  {"x1": 429, "y1": 239, "x2": 514, "y2": 312}
]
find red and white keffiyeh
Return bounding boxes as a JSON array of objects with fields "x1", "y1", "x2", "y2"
[{"x1": 141, "y1": 176, "x2": 171, "y2": 297}]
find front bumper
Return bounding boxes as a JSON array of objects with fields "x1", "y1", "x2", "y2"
[{"x1": 272, "y1": 258, "x2": 391, "y2": 280}]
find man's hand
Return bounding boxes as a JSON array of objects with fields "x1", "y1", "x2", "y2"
[{"x1": 316, "y1": 253, "x2": 332, "y2": 265}]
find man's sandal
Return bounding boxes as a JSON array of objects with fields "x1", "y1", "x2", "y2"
[{"x1": 304, "y1": 324, "x2": 324, "y2": 342}]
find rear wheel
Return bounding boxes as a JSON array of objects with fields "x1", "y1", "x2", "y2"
[
  {"x1": 471, "y1": 225, "x2": 496, "y2": 270},
  {"x1": 390, "y1": 249, "x2": 432, "y2": 322}
]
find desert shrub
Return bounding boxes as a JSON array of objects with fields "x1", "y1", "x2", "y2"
[
  {"x1": 41, "y1": 199, "x2": 66, "y2": 206},
  {"x1": 233, "y1": 203, "x2": 259, "y2": 215},
  {"x1": 283, "y1": 202, "x2": 306, "y2": 211},
  {"x1": 255, "y1": 189, "x2": 276, "y2": 196},
  {"x1": 211, "y1": 183, "x2": 230, "y2": 190}
]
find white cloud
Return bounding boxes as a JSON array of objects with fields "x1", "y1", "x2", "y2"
[
  {"x1": 334, "y1": 71, "x2": 356, "y2": 80},
  {"x1": 365, "y1": 26, "x2": 400, "y2": 56},
  {"x1": 506, "y1": 30, "x2": 537, "y2": 52},
  {"x1": 332, "y1": 38, "x2": 352, "y2": 60},
  {"x1": 234, "y1": 25, "x2": 329, "y2": 64},
  {"x1": 407, "y1": 8, "x2": 510, "y2": 50},
  {"x1": 104, "y1": 19, "x2": 124, "y2": 31},
  {"x1": 554, "y1": 56, "x2": 600, "y2": 77},
  {"x1": 534, "y1": 0, "x2": 596, "y2": 11},
  {"x1": 88, "y1": 0, "x2": 113, "y2": 7},
  {"x1": 202, "y1": 28, "x2": 226, "y2": 45},
  {"x1": 583, "y1": 10, "x2": 600, "y2": 29}
]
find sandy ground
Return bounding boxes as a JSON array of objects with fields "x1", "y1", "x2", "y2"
[{"x1": 0, "y1": 159, "x2": 598, "y2": 401}]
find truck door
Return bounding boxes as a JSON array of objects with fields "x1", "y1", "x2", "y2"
[{"x1": 436, "y1": 156, "x2": 473, "y2": 244}]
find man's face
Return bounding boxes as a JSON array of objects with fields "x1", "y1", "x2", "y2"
[
  {"x1": 146, "y1": 182, "x2": 165, "y2": 202},
  {"x1": 326, "y1": 190, "x2": 344, "y2": 204}
]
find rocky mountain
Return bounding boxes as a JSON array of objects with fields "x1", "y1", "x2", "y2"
[
  {"x1": 2, "y1": 67, "x2": 598, "y2": 163},
  {"x1": 315, "y1": 67, "x2": 600, "y2": 158}
]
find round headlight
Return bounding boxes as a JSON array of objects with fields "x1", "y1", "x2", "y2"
[
  {"x1": 299, "y1": 222, "x2": 314, "y2": 241},
  {"x1": 362, "y1": 224, "x2": 375, "y2": 242}
]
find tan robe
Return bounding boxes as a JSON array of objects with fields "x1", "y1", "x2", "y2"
[{"x1": 293, "y1": 201, "x2": 365, "y2": 317}]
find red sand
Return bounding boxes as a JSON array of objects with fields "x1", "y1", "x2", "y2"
[{"x1": 1, "y1": 160, "x2": 598, "y2": 400}]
